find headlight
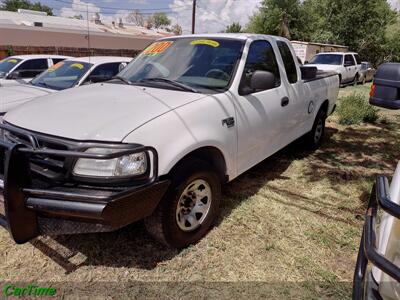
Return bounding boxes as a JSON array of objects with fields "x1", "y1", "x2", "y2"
[{"x1": 73, "y1": 148, "x2": 147, "y2": 178}]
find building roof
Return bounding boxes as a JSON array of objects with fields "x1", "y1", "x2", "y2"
[
  {"x1": 315, "y1": 51, "x2": 358, "y2": 55},
  {"x1": 0, "y1": 10, "x2": 170, "y2": 38},
  {"x1": 66, "y1": 56, "x2": 133, "y2": 64},
  {"x1": 291, "y1": 40, "x2": 348, "y2": 49}
]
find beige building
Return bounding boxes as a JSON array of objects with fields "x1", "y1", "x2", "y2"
[
  {"x1": 291, "y1": 41, "x2": 349, "y2": 64},
  {"x1": 0, "y1": 9, "x2": 172, "y2": 59}
]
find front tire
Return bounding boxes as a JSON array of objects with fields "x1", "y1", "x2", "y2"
[
  {"x1": 145, "y1": 159, "x2": 221, "y2": 248},
  {"x1": 305, "y1": 108, "x2": 327, "y2": 150}
]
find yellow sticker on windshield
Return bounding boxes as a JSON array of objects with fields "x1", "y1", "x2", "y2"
[
  {"x1": 48, "y1": 61, "x2": 64, "y2": 72},
  {"x1": 7, "y1": 59, "x2": 18, "y2": 63},
  {"x1": 143, "y1": 41, "x2": 173, "y2": 56},
  {"x1": 190, "y1": 39, "x2": 220, "y2": 47},
  {"x1": 71, "y1": 63, "x2": 84, "y2": 70}
]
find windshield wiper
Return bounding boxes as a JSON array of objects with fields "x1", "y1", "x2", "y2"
[
  {"x1": 140, "y1": 78, "x2": 198, "y2": 93},
  {"x1": 112, "y1": 75, "x2": 132, "y2": 85}
]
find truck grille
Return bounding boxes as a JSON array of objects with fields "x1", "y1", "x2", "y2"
[{"x1": 4, "y1": 130, "x2": 71, "y2": 182}]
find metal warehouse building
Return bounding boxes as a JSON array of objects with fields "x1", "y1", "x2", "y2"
[{"x1": 0, "y1": 9, "x2": 171, "y2": 59}]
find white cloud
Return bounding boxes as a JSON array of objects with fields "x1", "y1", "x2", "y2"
[
  {"x1": 170, "y1": 0, "x2": 261, "y2": 34},
  {"x1": 60, "y1": 0, "x2": 101, "y2": 19},
  {"x1": 389, "y1": 0, "x2": 400, "y2": 10}
]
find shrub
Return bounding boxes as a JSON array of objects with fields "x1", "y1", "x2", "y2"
[{"x1": 336, "y1": 93, "x2": 379, "y2": 125}]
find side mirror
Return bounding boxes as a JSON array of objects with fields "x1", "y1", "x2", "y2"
[
  {"x1": 370, "y1": 63, "x2": 400, "y2": 109},
  {"x1": 87, "y1": 74, "x2": 113, "y2": 83},
  {"x1": 119, "y1": 62, "x2": 128, "y2": 72},
  {"x1": 250, "y1": 70, "x2": 275, "y2": 92},
  {"x1": 304, "y1": 60, "x2": 309, "y2": 64},
  {"x1": 300, "y1": 66, "x2": 317, "y2": 80}
]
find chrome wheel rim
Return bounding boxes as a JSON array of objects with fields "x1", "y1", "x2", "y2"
[
  {"x1": 176, "y1": 179, "x2": 212, "y2": 232},
  {"x1": 314, "y1": 119, "x2": 323, "y2": 144}
]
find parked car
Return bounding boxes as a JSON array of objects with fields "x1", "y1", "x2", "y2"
[
  {"x1": 307, "y1": 52, "x2": 362, "y2": 85},
  {"x1": 353, "y1": 63, "x2": 400, "y2": 300},
  {"x1": 0, "y1": 34, "x2": 339, "y2": 248},
  {"x1": 0, "y1": 55, "x2": 70, "y2": 87},
  {"x1": 358, "y1": 62, "x2": 376, "y2": 84},
  {"x1": 0, "y1": 56, "x2": 132, "y2": 115}
]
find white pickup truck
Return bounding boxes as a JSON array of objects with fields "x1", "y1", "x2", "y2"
[
  {"x1": 0, "y1": 34, "x2": 339, "y2": 248},
  {"x1": 0, "y1": 56, "x2": 132, "y2": 115},
  {"x1": 307, "y1": 52, "x2": 362, "y2": 85},
  {"x1": 0, "y1": 55, "x2": 70, "y2": 87}
]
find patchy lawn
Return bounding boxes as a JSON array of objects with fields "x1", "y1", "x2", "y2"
[{"x1": 1, "y1": 83, "x2": 399, "y2": 299}]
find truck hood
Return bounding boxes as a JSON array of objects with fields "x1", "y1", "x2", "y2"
[
  {"x1": 4, "y1": 83, "x2": 207, "y2": 142},
  {"x1": 306, "y1": 64, "x2": 341, "y2": 72},
  {"x1": 0, "y1": 84, "x2": 53, "y2": 113}
]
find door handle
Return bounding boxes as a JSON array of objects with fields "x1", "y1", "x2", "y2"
[{"x1": 281, "y1": 97, "x2": 289, "y2": 107}]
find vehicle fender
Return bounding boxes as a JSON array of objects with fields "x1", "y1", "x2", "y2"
[{"x1": 123, "y1": 94, "x2": 237, "y2": 179}]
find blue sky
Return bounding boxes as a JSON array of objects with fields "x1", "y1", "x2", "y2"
[{"x1": 38, "y1": 0, "x2": 400, "y2": 34}]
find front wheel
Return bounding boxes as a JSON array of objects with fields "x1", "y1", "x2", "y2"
[
  {"x1": 145, "y1": 159, "x2": 221, "y2": 249},
  {"x1": 305, "y1": 109, "x2": 327, "y2": 150}
]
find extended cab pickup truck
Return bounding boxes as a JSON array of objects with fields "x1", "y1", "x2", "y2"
[{"x1": 0, "y1": 34, "x2": 339, "y2": 248}]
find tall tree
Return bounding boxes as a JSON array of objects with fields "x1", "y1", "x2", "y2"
[
  {"x1": 246, "y1": 0, "x2": 306, "y2": 40},
  {"x1": 126, "y1": 10, "x2": 144, "y2": 27},
  {"x1": 225, "y1": 22, "x2": 242, "y2": 33},
  {"x1": 0, "y1": 0, "x2": 53, "y2": 16},
  {"x1": 149, "y1": 12, "x2": 171, "y2": 29}
]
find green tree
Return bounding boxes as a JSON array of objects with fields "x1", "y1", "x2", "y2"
[
  {"x1": 150, "y1": 12, "x2": 171, "y2": 29},
  {"x1": 0, "y1": 0, "x2": 53, "y2": 16},
  {"x1": 246, "y1": 0, "x2": 306, "y2": 40},
  {"x1": 384, "y1": 13, "x2": 400, "y2": 62},
  {"x1": 225, "y1": 22, "x2": 242, "y2": 33}
]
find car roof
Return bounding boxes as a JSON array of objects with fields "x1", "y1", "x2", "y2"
[
  {"x1": 158, "y1": 33, "x2": 288, "y2": 42},
  {"x1": 65, "y1": 56, "x2": 132, "y2": 65},
  {"x1": 8, "y1": 54, "x2": 71, "y2": 59}
]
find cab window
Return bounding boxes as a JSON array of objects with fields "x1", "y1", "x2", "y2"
[
  {"x1": 277, "y1": 41, "x2": 298, "y2": 84},
  {"x1": 239, "y1": 40, "x2": 281, "y2": 94},
  {"x1": 353, "y1": 54, "x2": 362, "y2": 65}
]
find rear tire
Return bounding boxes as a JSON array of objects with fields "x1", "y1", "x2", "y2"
[
  {"x1": 145, "y1": 159, "x2": 221, "y2": 249},
  {"x1": 305, "y1": 108, "x2": 327, "y2": 150}
]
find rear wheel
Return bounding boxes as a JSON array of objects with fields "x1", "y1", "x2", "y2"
[
  {"x1": 305, "y1": 108, "x2": 327, "y2": 150},
  {"x1": 145, "y1": 159, "x2": 221, "y2": 248}
]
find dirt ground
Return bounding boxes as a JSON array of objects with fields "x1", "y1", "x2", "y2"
[{"x1": 1, "y1": 83, "x2": 398, "y2": 299}]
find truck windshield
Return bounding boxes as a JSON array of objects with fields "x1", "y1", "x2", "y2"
[
  {"x1": 309, "y1": 54, "x2": 343, "y2": 65},
  {"x1": 0, "y1": 58, "x2": 22, "y2": 77},
  {"x1": 118, "y1": 38, "x2": 244, "y2": 92},
  {"x1": 31, "y1": 61, "x2": 92, "y2": 90}
]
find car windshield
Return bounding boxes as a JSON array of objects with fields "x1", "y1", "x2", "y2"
[
  {"x1": 309, "y1": 54, "x2": 343, "y2": 65},
  {"x1": 0, "y1": 58, "x2": 22, "y2": 77},
  {"x1": 31, "y1": 61, "x2": 92, "y2": 90},
  {"x1": 118, "y1": 38, "x2": 244, "y2": 92}
]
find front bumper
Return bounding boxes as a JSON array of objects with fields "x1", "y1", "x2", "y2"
[
  {"x1": 352, "y1": 176, "x2": 400, "y2": 299},
  {"x1": 0, "y1": 124, "x2": 170, "y2": 244}
]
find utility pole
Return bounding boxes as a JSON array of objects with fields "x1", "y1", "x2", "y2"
[{"x1": 192, "y1": 0, "x2": 196, "y2": 34}]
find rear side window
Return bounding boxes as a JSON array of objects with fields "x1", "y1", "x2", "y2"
[
  {"x1": 14, "y1": 59, "x2": 48, "y2": 78},
  {"x1": 344, "y1": 55, "x2": 355, "y2": 66},
  {"x1": 353, "y1": 54, "x2": 361, "y2": 65},
  {"x1": 240, "y1": 40, "x2": 281, "y2": 92},
  {"x1": 277, "y1": 41, "x2": 298, "y2": 84},
  {"x1": 90, "y1": 62, "x2": 122, "y2": 77},
  {"x1": 17, "y1": 59, "x2": 48, "y2": 71},
  {"x1": 52, "y1": 58, "x2": 66, "y2": 65}
]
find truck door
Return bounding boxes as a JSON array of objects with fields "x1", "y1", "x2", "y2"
[
  {"x1": 233, "y1": 39, "x2": 291, "y2": 174},
  {"x1": 276, "y1": 40, "x2": 308, "y2": 139},
  {"x1": 344, "y1": 54, "x2": 357, "y2": 83}
]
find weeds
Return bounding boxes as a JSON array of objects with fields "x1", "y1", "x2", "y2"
[{"x1": 336, "y1": 93, "x2": 379, "y2": 125}]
